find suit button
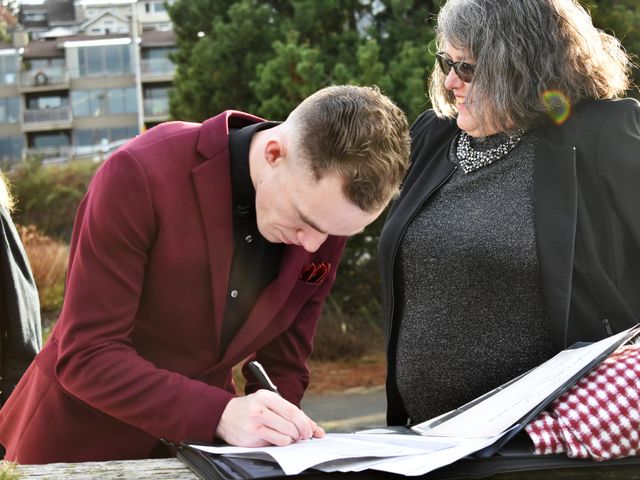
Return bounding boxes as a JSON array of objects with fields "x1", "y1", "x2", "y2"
[{"x1": 230, "y1": 290, "x2": 239, "y2": 298}]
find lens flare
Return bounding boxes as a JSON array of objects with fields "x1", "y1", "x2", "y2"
[{"x1": 542, "y1": 90, "x2": 571, "y2": 125}]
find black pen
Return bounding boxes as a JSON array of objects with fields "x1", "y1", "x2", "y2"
[{"x1": 248, "y1": 360, "x2": 280, "y2": 395}]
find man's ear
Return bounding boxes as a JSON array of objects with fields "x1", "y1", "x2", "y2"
[{"x1": 264, "y1": 138, "x2": 286, "y2": 166}]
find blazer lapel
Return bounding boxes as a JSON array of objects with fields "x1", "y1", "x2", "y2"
[
  {"x1": 221, "y1": 246, "x2": 310, "y2": 365},
  {"x1": 534, "y1": 135, "x2": 577, "y2": 351},
  {"x1": 192, "y1": 156, "x2": 233, "y2": 358},
  {"x1": 191, "y1": 111, "x2": 269, "y2": 360}
]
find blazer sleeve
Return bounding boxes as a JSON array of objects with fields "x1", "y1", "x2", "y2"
[
  {"x1": 0, "y1": 206, "x2": 42, "y2": 405},
  {"x1": 243, "y1": 236, "x2": 347, "y2": 406},
  {"x1": 53, "y1": 150, "x2": 234, "y2": 444}
]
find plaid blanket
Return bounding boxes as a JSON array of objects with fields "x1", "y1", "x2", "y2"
[{"x1": 525, "y1": 344, "x2": 639, "y2": 461}]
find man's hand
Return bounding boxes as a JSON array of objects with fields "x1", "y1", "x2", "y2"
[{"x1": 215, "y1": 390, "x2": 325, "y2": 447}]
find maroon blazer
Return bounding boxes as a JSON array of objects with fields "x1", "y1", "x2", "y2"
[{"x1": 0, "y1": 111, "x2": 346, "y2": 464}]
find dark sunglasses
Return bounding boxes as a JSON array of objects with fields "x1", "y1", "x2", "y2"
[{"x1": 435, "y1": 52, "x2": 475, "y2": 83}]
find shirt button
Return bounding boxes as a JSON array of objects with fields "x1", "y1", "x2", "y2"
[
  {"x1": 245, "y1": 235, "x2": 253, "y2": 243},
  {"x1": 230, "y1": 290, "x2": 239, "y2": 298}
]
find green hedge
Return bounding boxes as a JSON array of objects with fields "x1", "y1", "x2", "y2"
[{"x1": 8, "y1": 158, "x2": 100, "y2": 241}]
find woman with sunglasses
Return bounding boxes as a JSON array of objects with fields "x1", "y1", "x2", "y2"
[{"x1": 379, "y1": 0, "x2": 640, "y2": 427}]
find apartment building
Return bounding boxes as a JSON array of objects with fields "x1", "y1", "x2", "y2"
[{"x1": 0, "y1": 0, "x2": 176, "y2": 166}]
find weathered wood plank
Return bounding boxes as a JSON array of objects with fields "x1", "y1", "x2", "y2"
[
  {"x1": 16, "y1": 458, "x2": 198, "y2": 480},
  {"x1": 14, "y1": 457, "x2": 640, "y2": 479}
]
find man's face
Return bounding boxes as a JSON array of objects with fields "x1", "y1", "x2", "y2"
[{"x1": 254, "y1": 158, "x2": 382, "y2": 253}]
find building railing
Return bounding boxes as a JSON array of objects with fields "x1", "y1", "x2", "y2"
[
  {"x1": 20, "y1": 67, "x2": 70, "y2": 88},
  {"x1": 23, "y1": 145, "x2": 74, "y2": 163},
  {"x1": 68, "y1": 68, "x2": 134, "y2": 79},
  {"x1": 23, "y1": 107, "x2": 73, "y2": 125},
  {"x1": 23, "y1": 139, "x2": 130, "y2": 164},
  {"x1": 143, "y1": 97, "x2": 169, "y2": 117},
  {"x1": 140, "y1": 58, "x2": 175, "y2": 76}
]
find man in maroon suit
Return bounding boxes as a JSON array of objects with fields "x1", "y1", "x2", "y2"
[{"x1": 0, "y1": 85, "x2": 409, "y2": 463}]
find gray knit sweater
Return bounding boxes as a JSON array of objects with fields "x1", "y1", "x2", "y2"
[{"x1": 395, "y1": 131, "x2": 554, "y2": 423}]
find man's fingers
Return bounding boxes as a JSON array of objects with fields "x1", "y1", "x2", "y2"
[
  {"x1": 256, "y1": 391, "x2": 315, "y2": 440},
  {"x1": 311, "y1": 421, "x2": 325, "y2": 438},
  {"x1": 216, "y1": 392, "x2": 319, "y2": 447}
]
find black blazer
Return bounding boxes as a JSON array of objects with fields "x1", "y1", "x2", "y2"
[
  {"x1": 0, "y1": 205, "x2": 41, "y2": 405},
  {"x1": 379, "y1": 98, "x2": 640, "y2": 425}
]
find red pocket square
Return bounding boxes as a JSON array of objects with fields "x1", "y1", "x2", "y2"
[{"x1": 299, "y1": 262, "x2": 331, "y2": 285}]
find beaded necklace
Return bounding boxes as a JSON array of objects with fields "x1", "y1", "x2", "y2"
[{"x1": 456, "y1": 130, "x2": 524, "y2": 174}]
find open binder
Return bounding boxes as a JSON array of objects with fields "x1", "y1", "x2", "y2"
[
  {"x1": 178, "y1": 326, "x2": 640, "y2": 479},
  {"x1": 177, "y1": 437, "x2": 640, "y2": 480}
]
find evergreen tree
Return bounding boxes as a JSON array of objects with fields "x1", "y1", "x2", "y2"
[
  {"x1": 167, "y1": 0, "x2": 436, "y2": 123},
  {"x1": 167, "y1": 1, "x2": 640, "y2": 331},
  {"x1": 583, "y1": 0, "x2": 640, "y2": 97}
]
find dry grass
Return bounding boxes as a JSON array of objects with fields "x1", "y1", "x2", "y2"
[{"x1": 19, "y1": 225, "x2": 69, "y2": 316}]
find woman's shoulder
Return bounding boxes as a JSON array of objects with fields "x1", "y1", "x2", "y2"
[
  {"x1": 544, "y1": 98, "x2": 640, "y2": 147},
  {"x1": 411, "y1": 110, "x2": 457, "y2": 136},
  {"x1": 410, "y1": 110, "x2": 458, "y2": 157},
  {"x1": 574, "y1": 97, "x2": 640, "y2": 120}
]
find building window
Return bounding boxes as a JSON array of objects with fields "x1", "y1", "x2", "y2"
[
  {"x1": 23, "y1": 12, "x2": 47, "y2": 22},
  {"x1": 71, "y1": 87, "x2": 138, "y2": 117},
  {"x1": 143, "y1": 85, "x2": 170, "y2": 116},
  {"x1": 0, "y1": 53, "x2": 19, "y2": 85},
  {"x1": 0, "y1": 97, "x2": 20, "y2": 124},
  {"x1": 29, "y1": 131, "x2": 71, "y2": 149},
  {"x1": 27, "y1": 58, "x2": 65, "y2": 70},
  {"x1": 0, "y1": 136, "x2": 24, "y2": 164},
  {"x1": 26, "y1": 94, "x2": 67, "y2": 110},
  {"x1": 77, "y1": 45, "x2": 132, "y2": 77},
  {"x1": 145, "y1": 1, "x2": 167, "y2": 14},
  {"x1": 142, "y1": 46, "x2": 176, "y2": 60}
]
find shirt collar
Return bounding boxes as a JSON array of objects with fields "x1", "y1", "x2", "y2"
[{"x1": 228, "y1": 121, "x2": 280, "y2": 213}]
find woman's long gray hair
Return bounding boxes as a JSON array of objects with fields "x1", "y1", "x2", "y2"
[
  {"x1": 429, "y1": 0, "x2": 633, "y2": 134},
  {"x1": 0, "y1": 172, "x2": 13, "y2": 211}
]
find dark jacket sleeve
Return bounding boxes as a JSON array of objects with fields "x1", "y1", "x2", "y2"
[{"x1": 0, "y1": 206, "x2": 42, "y2": 405}]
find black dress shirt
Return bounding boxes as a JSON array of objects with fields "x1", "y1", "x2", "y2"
[{"x1": 221, "y1": 121, "x2": 284, "y2": 350}]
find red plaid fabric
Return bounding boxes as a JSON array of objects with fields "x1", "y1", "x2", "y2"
[{"x1": 525, "y1": 344, "x2": 640, "y2": 461}]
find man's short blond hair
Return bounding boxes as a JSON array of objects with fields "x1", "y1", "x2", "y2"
[{"x1": 289, "y1": 85, "x2": 410, "y2": 213}]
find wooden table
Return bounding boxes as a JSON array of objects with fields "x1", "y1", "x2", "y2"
[
  {"x1": 14, "y1": 457, "x2": 640, "y2": 479},
  {"x1": 16, "y1": 458, "x2": 197, "y2": 479}
]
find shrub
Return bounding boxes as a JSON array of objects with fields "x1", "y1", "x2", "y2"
[
  {"x1": 9, "y1": 158, "x2": 99, "y2": 242},
  {"x1": 19, "y1": 225, "x2": 68, "y2": 331},
  {"x1": 311, "y1": 295, "x2": 384, "y2": 362}
]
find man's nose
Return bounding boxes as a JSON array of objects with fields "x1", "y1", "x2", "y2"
[{"x1": 297, "y1": 230, "x2": 328, "y2": 253}]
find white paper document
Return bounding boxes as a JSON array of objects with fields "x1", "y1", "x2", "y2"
[
  {"x1": 189, "y1": 325, "x2": 638, "y2": 477},
  {"x1": 191, "y1": 434, "x2": 454, "y2": 475},
  {"x1": 412, "y1": 326, "x2": 639, "y2": 438}
]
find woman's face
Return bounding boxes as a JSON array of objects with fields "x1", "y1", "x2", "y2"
[{"x1": 442, "y1": 44, "x2": 497, "y2": 137}]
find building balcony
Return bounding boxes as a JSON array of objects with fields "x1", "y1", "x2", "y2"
[
  {"x1": 140, "y1": 58, "x2": 175, "y2": 81},
  {"x1": 20, "y1": 68, "x2": 70, "y2": 91},
  {"x1": 143, "y1": 98, "x2": 169, "y2": 120},
  {"x1": 23, "y1": 145, "x2": 74, "y2": 164},
  {"x1": 23, "y1": 107, "x2": 73, "y2": 131},
  {"x1": 23, "y1": 139, "x2": 130, "y2": 164}
]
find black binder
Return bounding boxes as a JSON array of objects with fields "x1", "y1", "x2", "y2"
[
  {"x1": 178, "y1": 439, "x2": 640, "y2": 480},
  {"x1": 178, "y1": 327, "x2": 640, "y2": 479}
]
